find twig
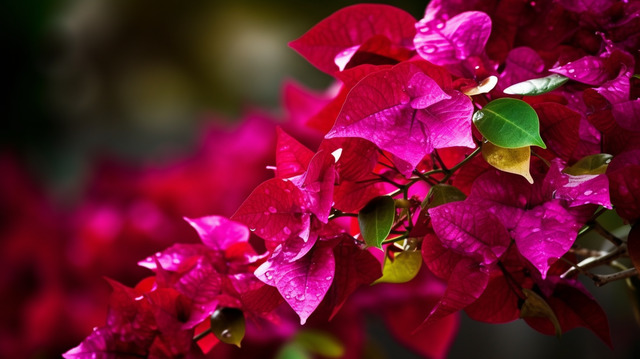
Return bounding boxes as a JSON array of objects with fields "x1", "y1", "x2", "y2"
[
  {"x1": 592, "y1": 268, "x2": 639, "y2": 287},
  {"x1": 592, "y1": 221, "x2": 624, "y2": 246},
  {"x1": 562, "y1": 243, "x2": 627, "y2": 278}
]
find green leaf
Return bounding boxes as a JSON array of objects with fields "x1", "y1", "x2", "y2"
[
  {"x1": 503, "y1": 74, "x2": 569, "y2": 96},
  {"x1": 520, "y1": 288, "x2": 562, "y2": 338},
  {"x1": 633, "y1": 74, "x2": 640, "y2": 80},
  {"x1": 562, "y1": 153, "x2": 613, "y2": 175},
  {"x1": 294, "y1": 330, "x2": 345, "y2": 358},
  {"x1": 422, "y1": 184, "x2": 466, "y2": 209},
  {"x1": 210, "y1": 307, "x2": 245, "y2": 348},
  {"x1": 358, "y1": 196, "x2": 395, "y2": 249},
  {"x1": 276, "y1": 344, "x2": 311, "y2": 359},
  {"x1": 373, "y1": 250, "x2": 422, "y2": 284},
  {"x1": 473, "y1": 98, "x2": 546, "y2": 149}
]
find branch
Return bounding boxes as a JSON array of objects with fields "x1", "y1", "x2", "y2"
[
  {"x1": 592, "y1": 268, "x2": 639, "y2": 287},
  {"x1": 561, "y1": 243, "x2": 627, "y2": 278}
]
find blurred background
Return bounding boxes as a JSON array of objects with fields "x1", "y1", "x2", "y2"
[{"x1": 1, "y1": 0, "x2": 638, "y2": 358}]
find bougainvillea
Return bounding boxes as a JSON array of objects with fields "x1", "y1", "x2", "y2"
[{"x1": 66, "y1": 0, "x2": 640, "y2": 357}]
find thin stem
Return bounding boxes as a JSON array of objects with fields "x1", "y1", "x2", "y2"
[
  {"x1": 433, "y1": 149, "x2": 448, "y2": 171},
  {"x1": 589, "y1": 207, "x2": 609, "y2": 222},
  {"x1": 194, "y1": 328, "x2": 212, "y2": 342},
  {"x1": 412, "y1": 169, "x2": 438, "y2": 186},
  {"x1": 592, "y1": 221, "x2": 624, "y2": 246},
  {"x1": 381, "y1": 234, "x2": 409, "y2": 245},
  {"x1": 561, "y1": 243, "x2": 627, "y2": 278},
  {"x1": 531, "y1": 151, "x2": 551, "y2": 168},
  {"x1": 440, "y1": 146, "x2": 482, "y2": 183},
  {"x1": 592, "y1": 268, "x2": 639, "y2": 287},
  {"x1": 497, "y1": 261, "x2": 525, "y2": 300},
  {"x1": 388, "y1": 178, "x2": 420, "y2": 198},
  {"x1": 568, "y1": 246, "x2": 607, "y2": 258},
  {"x1": 376, "y1": 174, "x2": 405, "y2": 189},
  {"x1": 328, "y1": 209, "x2": 358, "y2": 220}
]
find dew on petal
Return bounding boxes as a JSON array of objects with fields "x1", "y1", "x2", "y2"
[{"x1": 421, "y1": 45, "x2": 438, "y2": 54}]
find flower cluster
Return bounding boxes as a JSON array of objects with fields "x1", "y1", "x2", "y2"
[{"x1": 66, "y1": 0, "x2": 640, "y2": 357}]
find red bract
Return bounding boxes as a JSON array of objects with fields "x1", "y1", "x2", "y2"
[
  {"x1": 65, "y1": 0, "x2": 640, "y2": 356},
  {"x1": 63, "y1": 280, "x2": 205, "y2": 358},
  {"x1": 289, "y1": 4, "x2": 416, "y2": 74},
  {"x1": 414, "y1": 11, "x2": 493, "y2": 77},
  {"x1": 326, "y1": 61, "x2": 474, "y2": 170},
  {"x1": 607, "y1": 150, "x2": 640, "y2": 222}
]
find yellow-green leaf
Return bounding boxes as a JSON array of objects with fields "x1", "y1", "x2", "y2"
[
  {"x1": 562, "y1": 153, "x2": 613, "y2": 175},
  {"x1": 210, "y1": 307, "x2": 245, "y2": 347},
  {"x1": 373, "y1": 250, "x2": 422, "y2": 284},
  {"x1": 294, "y1": 330, "x2": 345, "y2": 358},
  {"x1": 520, "y1": 288, "x2": 562, "y2": 338},
  {"x1": 422, "y1": 184, "x2": 467, "y2": 209},
  {"x1": 276, "y1": 344, "x2": 311, "y2": 359},
  {"x1": 482, "y1": 142, "x2": 533, "y2": 184}
]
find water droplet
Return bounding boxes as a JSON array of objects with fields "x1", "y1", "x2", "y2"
[
  {"x1": 567, "y1": 68, "x2": 575, "y2": 74},
  {"x1": 221, "y1": 329, "x2": 232, "y2": 339},
  {"x1": 92, "y1": 326, "x2": 98, "y2": 332},
  {"x1": 583, "y1": 190, "x2": 593, "y2": 196},
  {"x1": 283, "y1": 226, "x2": 291, "y2": 235},
  {"x1": 172, "y1": 257, "x2": 181, "y2": 264},
  {"x1": 249, "y1": 228, "x2": 256, "y2": 232},
  {"x1": 135, "y1": 295, "x2": 144, "y2": 301},
  {"x1": 296, "y1": 294, "x2": 306, "y2": 301},
  {"x1": 265, "y1": 271, "x2": 273, "y2": 280},
  {"x1": 325, "y1": 276, "x2": 332, "y2": 281},
  {"x1": 155, "y1": 252, "x2": 161, "y2": 257},
  {"x1": 419, "y1": 26, "x2": 430, "y2": 33},
  {"x1": 435, "y1": 20, "x2": 445, "y2": 29},
  {"x1": 284, "y1": 189, "x2": 291, "y2": 194},
  {"x1": 268, "y1": 206, "x2": 277, "y2": 214},
  {"x1": 263, "y1": 211, "x2": 270, "y2": 215},
  {"x1": 532, "y1": 228, "x2": 541, "y2": 233},
  {"x1": 421, "y1": 45, "x2": 438, "y2": 54}
]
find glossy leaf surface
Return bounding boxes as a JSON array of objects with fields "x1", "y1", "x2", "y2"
[
  {"x1": 473, "y1": 98, "x2": 546, "y2": 149},
  {"x1": 503, "y1": 74, "x2": 568, "y2": 96},
  {"x1": 358, "y1": 196, "x2": 396, "y2": 248}
]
